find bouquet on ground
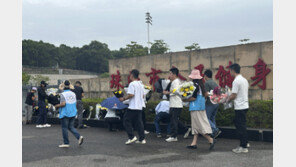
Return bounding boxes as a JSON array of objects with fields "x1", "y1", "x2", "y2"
[
  {"x1": 113, "y1": 90, "x2": 124, "y2": 98},
  {"x1": 173, "y1": 81, "x2": 196, "y2": 99}
]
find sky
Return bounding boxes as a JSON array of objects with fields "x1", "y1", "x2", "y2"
[{"x1": 23, "y1": 0, "x2": 273, "y2": 52}]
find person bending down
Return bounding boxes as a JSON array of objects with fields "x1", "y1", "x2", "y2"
[
  {"x1": 104, "y1": 108, "x2": 121, "y2": 131},
  {"x1": 154, "y1": 100, "x2": 171, "y2": 138}
]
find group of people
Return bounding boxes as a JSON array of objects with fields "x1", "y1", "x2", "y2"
[
  {"x1": 24, "y1": 63, "x2": 250, "y2": 154},
  {"x1": 118, "y1": 64, "x2": 250, "y2": 154}
]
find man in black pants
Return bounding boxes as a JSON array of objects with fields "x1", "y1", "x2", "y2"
[
  {"x1": 228, "y1": 64, "x2": 250, "y2": 153},
  {"x1": 36, "y1": 81, "x2": 51, "y2": 128},
  {"x1": 120, "y1": 69, "x2": 146, "y2": 145},
  {"x1": 163, "y1": 67, "x2": 183, "y2": 142},
  {"x1": 72, "y1": 81, "x2": 86, "y2": 129}
]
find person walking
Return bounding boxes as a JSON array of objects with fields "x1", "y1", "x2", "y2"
[
  {"x1": 24, "y1": 87, "x2": 37, "y2": 124},
  {"x1": 204, "y1": 69, "x2": 222, "y2": 138},
  {"x1": 163, "y1": 67, "x2": 183, "y2": 142},
  {"x1": 227, "y1": 63, "x2": 250, "y2": 153},
  {"x1": 36, "y1": 81, "x2": 51, "y2": 128},
  {"x1": 154, "y1": 99, "x2": 171, "y2": 138},
  {"x1": 119, "y1": 69, "x2": 146, "y2": 145},
  {"x1": 184, "y1": 69, "x2": 216, "y2": 150},
  {"x1": 55, "y1": 80, "x2": 84, "y2": 148},
  {"x1": 72, "y1": 81, "x2": 86, "y2": 129}
]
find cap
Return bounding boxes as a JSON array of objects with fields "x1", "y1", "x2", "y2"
[
  {"x1": 32, "y1": 87, "x2": 37, "y2": 91},
  {"x1": 64, "y1": 80, "x2": 70, "y2": 86}
]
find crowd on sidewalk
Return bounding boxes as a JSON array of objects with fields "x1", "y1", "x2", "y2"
[{"x1": 24, "y1": 63, "x2": 250, "y2": 154}]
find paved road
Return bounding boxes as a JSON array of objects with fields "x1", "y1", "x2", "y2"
[{"x1": 23, "y1": 125, "x2": 272, "y2": 167}]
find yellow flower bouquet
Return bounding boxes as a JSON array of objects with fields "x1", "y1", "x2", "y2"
[
  {"x1": 113, "y1": 90, "x2": 124, "y2": 98},
  {"x1": 174, "y1": 81, "x2": 196, "y2": 99}
]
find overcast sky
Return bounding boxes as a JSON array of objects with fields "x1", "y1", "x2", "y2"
[{"x1": 23, "y1": 0, "x2": 273, "y2": 52}]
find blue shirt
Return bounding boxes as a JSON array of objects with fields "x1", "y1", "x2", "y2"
[
  {"x1": 155, "y1": 101, "x2": 170, "y2": 114},
  {"x1": 59, "y1": 90, "x2": 77, "y2": 119}
]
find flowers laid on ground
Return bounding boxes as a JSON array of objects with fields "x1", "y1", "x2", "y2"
[
  {"x1": 173, "y1": 81, "x2": 196, "y2": 99},
  {"x1": 113, "y1": 90, "x2": 124, "y2": 98},
  {"x1": 46, "y1": 88, "x2": 59, "y2": 96}
]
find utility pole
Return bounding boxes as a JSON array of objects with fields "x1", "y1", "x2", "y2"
[{"x1": 145, "y1": 12, "x2": 152, "y2": 54}]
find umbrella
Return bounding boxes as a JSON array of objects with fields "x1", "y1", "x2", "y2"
[{"x1": 100, "y1": 96, "x2": 128, "y2": 110}]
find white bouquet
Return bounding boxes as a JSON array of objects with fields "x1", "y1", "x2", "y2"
[
  {"x1": 173, "y1": 81, "x2": 196, "y2": 99},
  {"x1": 45, "y1": 88, "x2": 59, "y2": 96}
]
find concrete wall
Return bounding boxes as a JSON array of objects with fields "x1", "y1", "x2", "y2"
[{"x1": 72, "y1": 41, "x2": 273, "y2": 100}]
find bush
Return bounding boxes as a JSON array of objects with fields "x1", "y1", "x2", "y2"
[
  {"x1": 82, "y1": 98, "x2": 105, "y2": 118},
  {"x1": 82, "y1": 98, "x2": 273, "y2": 129},
  {"x1": 143, "y1": 100, "x2": 273, "y2": 129}
]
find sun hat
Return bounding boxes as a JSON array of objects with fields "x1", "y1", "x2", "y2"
[{"x1": 188, "y1": 69, "x2": 203, "y2": 80}]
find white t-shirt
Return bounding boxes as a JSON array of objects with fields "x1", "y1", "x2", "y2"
[
  {"x1": 127, "y1": 80, "x2": 145, "y2": 110},
  {"x1": 169, "y1": 78, "x2": 183, "y2": 108},
  {"x1": 232, "y1": 74, "x2": 249, "y2": 110}
]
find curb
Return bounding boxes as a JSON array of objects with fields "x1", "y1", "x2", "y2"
[{"x1": 32, "y1": 117, "x2": 273, "y2": 142}]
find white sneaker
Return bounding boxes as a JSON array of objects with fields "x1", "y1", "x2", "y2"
[
  {"x1": 136, "y1": 139, "x2": 146, "y2": 144},
  {"x1": 144, "y1": 130, "x2": 150, "y2": 135},
  {"x1": 44, "y1": 124, "x2": 51, "y2": 127},
  {"x1": 36, "y1": 125, "x2": 44, "y2": 128},
  {"x1": 165, "y1": 137, "x2": 178, "y2": 142},
  {"x1": 232, "y1": 146, "x2": 248, "y2": 153},
  {"x1": 58, "y1": 144, "x2": 70, "y2": 148},
  {"x1": 125, "y1": 136, "x2": 137, "y2": 145},
  {"x1": 247, "y1": 143, "x2": 250, "y2": 148},
  {"x1": 78, "y1": 136, "x2": 84, "y2": 145},
  {"x1": 184, "y1": 128, "x2": 191, "y2": 139}
]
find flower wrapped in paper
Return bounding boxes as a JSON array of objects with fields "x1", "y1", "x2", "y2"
[
  {"x1": 173, "y1": 81, "x2": 196, "y2": 99},
  {"x1": 46, "y1": 88, "x2": 60, "y2": 105},
  {"x1": 113, "y1": 90, "x2": 124, "y2": 98},
  {"x1": 209, "y1": 86, "x2": 231, "y2": 105}
]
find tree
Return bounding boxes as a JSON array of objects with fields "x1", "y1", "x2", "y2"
[
  {"x1": 150, "y1": 40, "x2": 169, "y2": 54},
  {"x1": 124, "y1": 41, "x2": 148, "y2": 57},
  {"x1": 22, "y1": 72, "x2": 31, "y2": 85},
  {"x1": 75, "y1": 41, "x2": 111, "y2": 73},
  {"x1": 185, "y1": 43, "x2": 200, "y2": 51}
]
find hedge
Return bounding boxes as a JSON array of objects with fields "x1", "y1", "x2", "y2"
[{"x1": 82, "y1": 98, "x2": 273, "y2": 129}]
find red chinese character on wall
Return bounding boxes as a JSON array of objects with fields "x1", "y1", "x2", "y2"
[
  {"x1": 172, "y1": 66, "x2": 187, "y2": 81},
  {"x1": 215, "y1": 61, "x2": 234, "y2": 88},
  {"x1": 146, "y1": 68, "x2": 162, "y2": 91},
  {"x1": 251, "y1": 58, "x2": 271, "y2": 90},
  {"x1": 194, "y1": 64, "x2": 205, "y2": 82},
  {"x1": 110, "y1": 70, "x2": 124, "y2": 90}
]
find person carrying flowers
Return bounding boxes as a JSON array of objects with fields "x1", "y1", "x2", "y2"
[{"x1": 183, "y1": 69, "x2": 216, "y2": 150}]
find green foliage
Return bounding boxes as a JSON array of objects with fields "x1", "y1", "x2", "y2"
[
  {"x1": 22, "y1": 40, "x2": 111, "y2": 73},
  {"x1": 100, "y1": 72, "x2": 110, "y2": 78},
  {"x1": 150, "y1": 40, "x2": 169, "y2": 54},
  {"x1": 82, "y1": 98, "x2": 105, "y2": 118},
  {"x1": 185, "y1": 43, "x2": 200, "y2": 51},
  {"x1": 22, "y1": 72, "x2": 31, "y2": 85},
  {"x1": 81, "y1": 99, "x2": 273, "y2": 129},
  {"x1": 31, "y1": 74, "x2": 49, "y2": 85}
]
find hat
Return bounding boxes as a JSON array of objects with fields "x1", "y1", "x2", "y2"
[
  {"x1": 32, "y1": 87, "x2": 37, "y2": 91},
  {"x1": 188, "y1": 69, "x2": 203, "y2": 80},
  {"x1": 63, "y1": 80, "x2": 74, "y2": 89},
  {"x1": 40, "y1": 80, "x2": 48, "y2": 85}
]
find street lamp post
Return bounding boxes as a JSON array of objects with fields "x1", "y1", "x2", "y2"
[{"x1": 145, "y1": 12, "x2": 152, "y2": 54}]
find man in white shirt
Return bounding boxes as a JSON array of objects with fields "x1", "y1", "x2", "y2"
[
  {"x1": 163, "y1": 67, "x2": 183, "y2": 142},
  {"x1": 120, "y1": 69, "x2": 146, "y2": 145},
  {"x1": 154, "y1": 100, "x2": 171, "y2": 138},
  {"x1": 227, "y1": 63, "x2": 249, "y2": 154}
]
